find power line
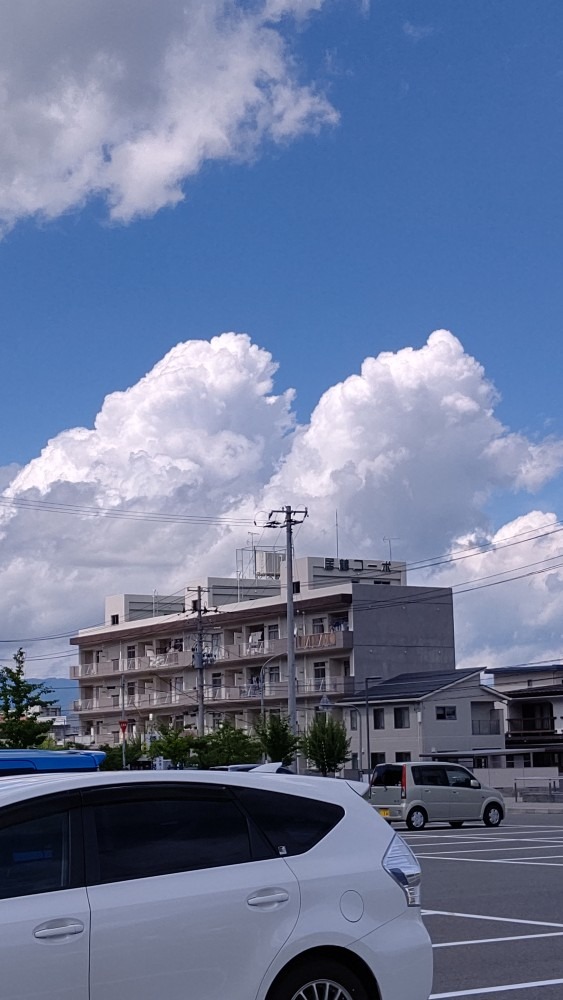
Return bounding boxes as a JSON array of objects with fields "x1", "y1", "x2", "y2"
[{"x1": 0, "y1": 494, "x2": 255, "y2": 527}]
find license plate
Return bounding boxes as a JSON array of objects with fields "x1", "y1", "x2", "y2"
[{"x1": 378, "y1": 808, "x2": 390, "y2": 817}]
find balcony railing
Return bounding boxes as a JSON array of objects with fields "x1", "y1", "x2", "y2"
[
  {"x1": 471, "y1": 720, "x2": 501, "y2": 736},
  {"x1": 73, "y1": 676, "x2": 355, "y2": 714},
  {"x1": 507, "y1": 717, "x2": 556, "y2": 734},
  {"x1": 72, "y1": 631, "x2": 354, "y2": 679}
]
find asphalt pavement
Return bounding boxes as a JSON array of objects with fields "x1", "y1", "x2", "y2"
[{"x1": 401, "y1": 813, "x2": 563, "y2": 1000}]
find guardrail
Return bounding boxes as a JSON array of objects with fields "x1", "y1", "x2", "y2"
[{"x1": 513, "y1": 777, "x2": 563, "y2": 802}]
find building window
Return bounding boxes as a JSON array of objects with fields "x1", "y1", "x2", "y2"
[
  {"x1": 395, "y1": 752, "x2": 411, "y2": 763},
  {"x1": 436, "y1": 706, "x2": 457, "y2": 721},
  {"x1": 126, "y1": 645, "x2": 135, "y2": 661},
  {"x1": 314, "y1": 663, "x2": 326, "y2": 691},
  {"x1": 350, "y1": 711, "x2": 358, "y2": 731},
  {"x1": 211, "y1": 674, "x2": 221, "y2": 699},
  {"x1": 111, "y1": 614, "x2": 119, "y2": 625},
  {"x1": 373, "y1": 707, "x2": 385, "y2": 730},
  {"x1": 371, "y1": 752, "x2": 385, "y2": 769},
  {"x1": 268, "y1": 665, "x2": 280, "y2": 683},
  {"x1": 171, "y1": 638, "x2": 183, "y2": 652},
  {"x1": 312, "y1": 618, "x2": 325, "y2": 635},
  {"x1": 394, "y1": 707, "x2": 410, "y2": 729},
  {"x1": 351, "y1": 752, "x2": 358, "y2": 769},
  {"x1": 268, "y1": 624, "x2": 279, "y2": 640}
]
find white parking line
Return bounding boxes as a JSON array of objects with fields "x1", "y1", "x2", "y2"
[
  {"x1": 429, "y1": 979, "x2": 563, "y2": 997},
  {"x1": 423, "y1": 909, "x2": 563, "y2": 928},
  {"x1": 418, "y1": 846, "x2": 563, "y2": 858},
  {"x1": 433, "y1": 930, "x2": 563, "y2": 948},
  {"x1": 417, "y1": 854, "x2": 563, "y2": 866}
]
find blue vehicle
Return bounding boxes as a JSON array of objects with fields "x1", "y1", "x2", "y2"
[{"x1": 0, "y1": 749, "x2": 106, "y2": 776}]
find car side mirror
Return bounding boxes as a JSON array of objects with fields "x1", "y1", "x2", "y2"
[{"x1": 470, "y1": 779, "x2": 480, "y2": 788}]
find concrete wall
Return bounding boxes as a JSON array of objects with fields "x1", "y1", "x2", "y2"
[{"x1": 351, "y1": 582, "x2": 456, "y2": 686}]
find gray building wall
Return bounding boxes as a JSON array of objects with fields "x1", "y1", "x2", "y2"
[{"x1": 350, "y1": 583, "x2": 456, "y2": 687}]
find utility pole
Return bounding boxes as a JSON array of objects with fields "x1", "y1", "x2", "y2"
[
  {"x1": 264, "y1": 505, "x2": 308, "y2": 734},
  {"x1": 194, "y1": 586, "x2": 205, "y2": 737}
]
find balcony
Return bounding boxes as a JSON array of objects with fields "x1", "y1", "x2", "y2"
[
  {"x1": 73, "y1": 676, "x2": 355, "y2": 716},
  {"x1": 507, "y1": 717, "x2": 556, "y2": 735},
  {"x1": 471, "y1": 720, "x2": 501, "y2": 736},
  {"x1": 216, "y1": 631, "x2": 353, "y2": 662},
  {"x1": 71, "y1": 651, "x2": 194, "y2": 679}
]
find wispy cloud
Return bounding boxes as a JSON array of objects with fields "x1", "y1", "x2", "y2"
[{"x1": 403, "y1": 21, "x2": 436, "y2": 42}]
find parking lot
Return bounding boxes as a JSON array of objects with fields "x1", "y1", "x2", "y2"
[{"x1": 404, "y1": 814, "x2": 563, "y2": 999}]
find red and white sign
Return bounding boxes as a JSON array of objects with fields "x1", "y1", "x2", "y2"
[{"x1": 119, "y1": 720, "x2": 128, "y2": 734}]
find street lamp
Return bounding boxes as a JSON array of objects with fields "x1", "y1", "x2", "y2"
[
  {"x1": 257, "y1": 655, "x2": 282, "y2": 719},
  {"x1": 364, "y1": 674, "x2": 381, "y2": 790},
  {"x1": 349, "y1": 706, "x2": 363, "y2": 777}
]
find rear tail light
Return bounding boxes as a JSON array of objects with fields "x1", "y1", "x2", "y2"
[
  {"x1": 401, "y1": 765, "x2": 406, "y2": 799},
  {"x1": 382, "y1": 834, "x2": 422, "y2": 906}
]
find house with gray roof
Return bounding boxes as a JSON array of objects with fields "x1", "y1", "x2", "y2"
[{"x1": 339, "y1": 669, "x2": 506, "y2": 773}]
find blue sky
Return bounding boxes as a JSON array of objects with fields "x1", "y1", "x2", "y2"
[
  {"x1": 1, "y1": 0, "x2": 563, "y2": 676},
  {"x1": 2, "y1": 0, "x2": 562, "y2": 463}
]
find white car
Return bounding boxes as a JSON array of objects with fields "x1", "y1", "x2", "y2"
[{"x1": 0, "y1": 770, "x2": 432, "y2": 1000}]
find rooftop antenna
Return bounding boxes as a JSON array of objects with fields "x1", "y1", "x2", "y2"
[
  {"x1": 383, "y1": 536, "x2": 400, "y2": 561},
  {"x1": 335, "y1": 510, "x2": 339, "y2": 560}
]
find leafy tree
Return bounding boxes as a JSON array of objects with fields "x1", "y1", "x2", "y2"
[
  {"x1": 300, "y1": 715, "x2": 351, "y2": 776},
  {"x1": 99, "y1": 737, "x2": 144, "y2": 771},
  {"x1": 194, "y1": 723, "x2": 262, "y2": 769},
  {"x1": 0, "y1": 648, "x2": 57, "y2": 749},
  {"x1": 254, "y1": 714, "x2": 299, "y2": 766},
  {"x1": 147, "y1": 725, "x2": 196, "y2": 768}
]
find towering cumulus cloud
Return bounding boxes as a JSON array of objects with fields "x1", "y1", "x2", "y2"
[
  {"x1": 0, "y1": 0, "x2": 336, "y2": 234},
  {"x1": 2, "y1": 330, "x2": 563, "y2": 674}
]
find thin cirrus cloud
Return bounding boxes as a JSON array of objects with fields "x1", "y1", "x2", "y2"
[
  {"x1": 1, "y1": 329, "x2": 563, "y2": 675},
  {"x1": 0, "y1": 0, "x2": 337, "y2": 234}
]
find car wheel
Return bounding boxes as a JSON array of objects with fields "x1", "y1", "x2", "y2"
[
  {"x1": 449, "y1": 821, "x2": 464, "y2": 828},
  {"x1": 406, "y1": 806, "x2": 427, "y2": 831},
  {"x1": 483, "y1": 803, "x2": 503, "y2": 827},
  {"x1": 269, "y1": 958, "x2": 370, "y2": 1000}
]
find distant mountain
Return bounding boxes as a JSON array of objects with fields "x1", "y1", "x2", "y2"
[{"x1": 29, "y1": 678, "x2": 78, "y2": 713}]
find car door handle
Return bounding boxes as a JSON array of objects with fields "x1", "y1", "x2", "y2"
[
  {"x1": 247, "y1": 889, "x2": 290, "y2": 907},
  {"x1": 34, "y1": 919, "x2": 85, "y2": 939}
]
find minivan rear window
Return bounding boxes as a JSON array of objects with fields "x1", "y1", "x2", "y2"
[{"x1": 371, "y1": 765, "x2": 402, "y2": 787}]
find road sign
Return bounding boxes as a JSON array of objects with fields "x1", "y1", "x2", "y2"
[{"x1": 119, "y1": 720, "x2": 127, "y2": 734}]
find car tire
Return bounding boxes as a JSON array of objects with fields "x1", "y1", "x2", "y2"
[
  {"x1": 269, "y1": 957, "x2": 370, "y2": 1000},
  {"x1": 483, "y1": 803, "x2": 503, "y2": 827},
  {"x1": 406, "y1": 806, "x2": 427, "y2": 831},
  {"x1": 449, "y1": 821, "x2": 464, "y2": 828}
]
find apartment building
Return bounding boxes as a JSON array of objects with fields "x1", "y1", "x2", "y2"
[{"x1": 70, "y1": 552, "x2": 456, "y2": 748}]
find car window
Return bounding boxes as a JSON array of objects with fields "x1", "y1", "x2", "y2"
[
  {"x1": 371, "y1": 765, "x2": 402, "y2": 787},
  {"x1": 83, "y1": 785, "x2": 255, "y2": 884},
  {"x1": 445, "y1": 766, "x2": 473, "y2": 788},
  {"x1": 0, "y1": 809, "x2": 70, "y2": 899},
  {"x1": 412, "y1": 766, "x2": 448, "y2": 787},
  {"x1": 234, "y1": 788, "x2": 344, "y2": 856}
]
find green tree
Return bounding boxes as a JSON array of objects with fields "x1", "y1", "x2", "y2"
[
  {"x1": 194, "y1": 723, "x2": 262, "y2": 769},
  {"x1": 147, "y1": 725, "x2": 196, "y2": 768},
  {"x1": 254, "y1": 714, "x2": 299, "y2": 766},
  {"x1": 300, "y1": 715, "x2": 351, "y2": 776},
  {"x1": 0, "y1": 648, "x2": 57, "y2": 749},
  {"x1": 99, "y1": 737, "x2": 144, "y2": 771}
]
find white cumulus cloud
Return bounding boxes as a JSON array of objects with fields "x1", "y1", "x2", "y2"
[
  {"x1": 2, "y1": 329, "x2": 563, "y2": 678},
  {"x1": 0, "y1": 0, "x2": 338, "y2": 233}
]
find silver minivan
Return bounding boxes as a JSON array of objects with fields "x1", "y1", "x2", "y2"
[{"x1": 370, "y1": 761, "x2": 505, "y2": 830}]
